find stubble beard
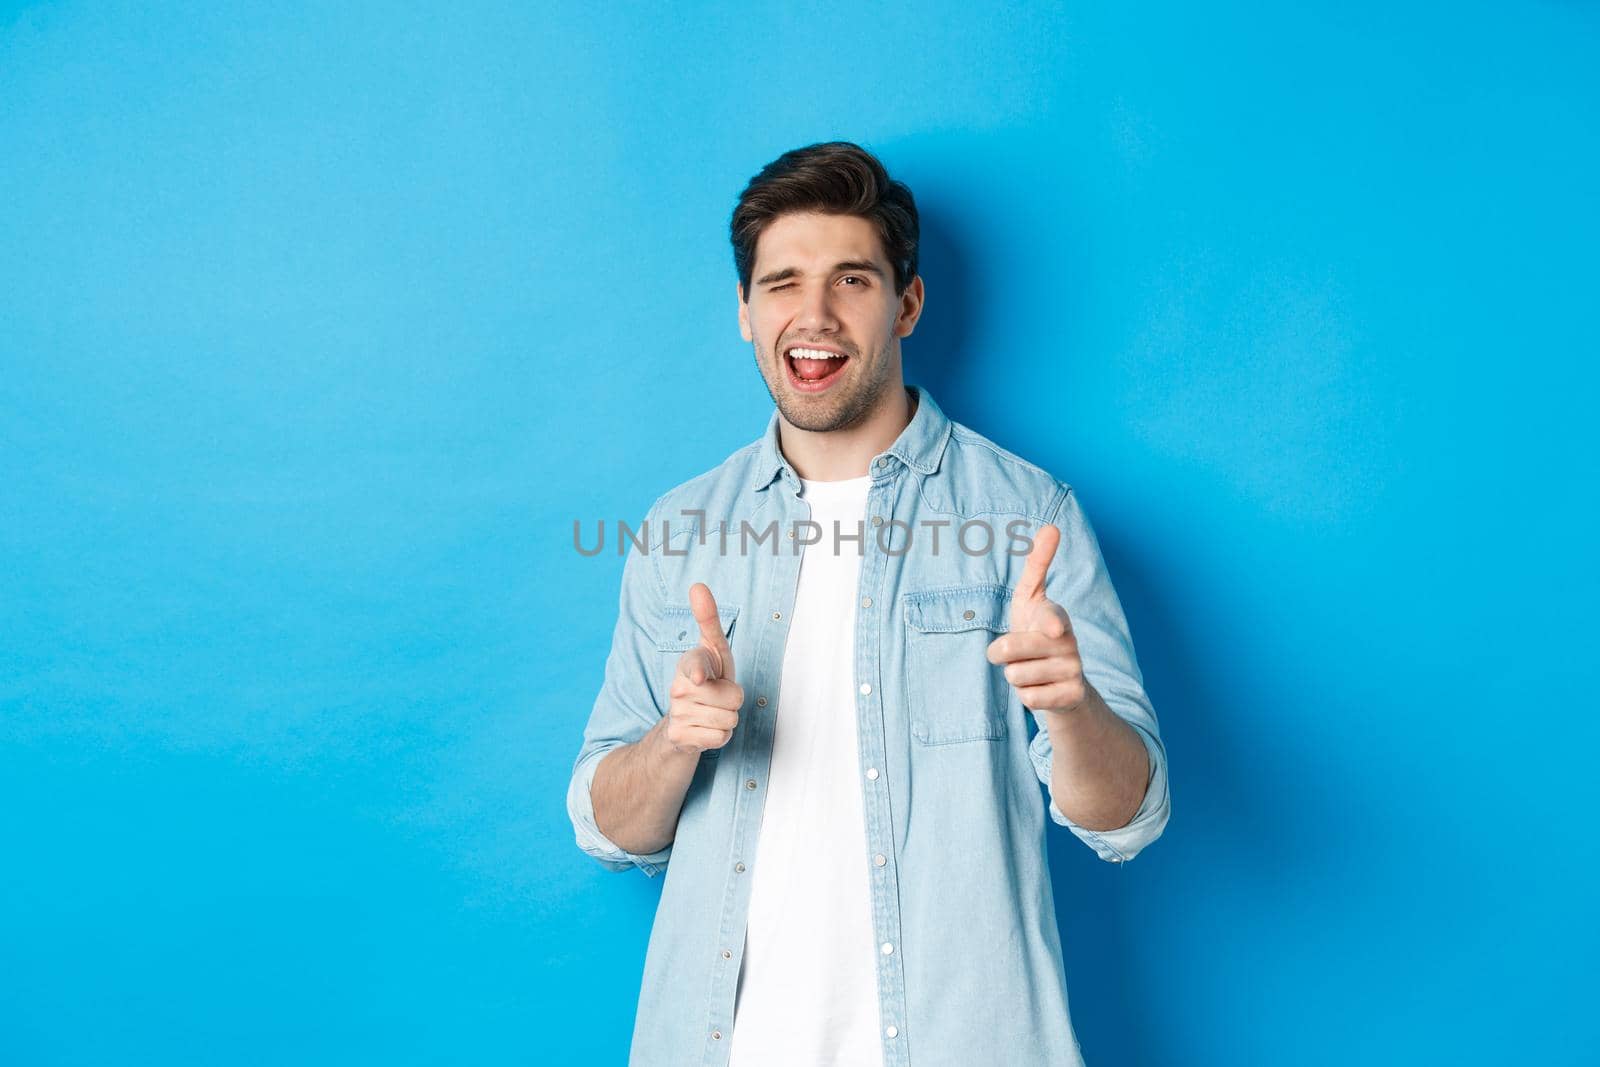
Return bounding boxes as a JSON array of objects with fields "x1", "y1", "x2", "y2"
[{"x1": 755, "y1": 336, "x2": 896, "y2": 434}]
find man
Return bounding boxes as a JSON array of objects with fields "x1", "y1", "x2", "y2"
[{"x1": 567, "y1": 141, "x2": 1170, "y2": 1066}]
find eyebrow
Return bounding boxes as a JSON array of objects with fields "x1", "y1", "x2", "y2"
[{"x1": 754, "y1": 260, "x2": 886, "y2": 286}]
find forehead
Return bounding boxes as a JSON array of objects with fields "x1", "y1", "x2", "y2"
[{"x1": 752, "y1": 211, "x2": 888, "y2": 271}]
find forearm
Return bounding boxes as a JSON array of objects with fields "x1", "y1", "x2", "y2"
[
  {"x1": 1041, "y1": 682, "x2": 1150, "y2": 831},
  {"x1": 590, "y1": 719, "x2": 702, "y2": 855}
]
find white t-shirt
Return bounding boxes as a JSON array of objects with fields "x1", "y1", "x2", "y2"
[{"x1": 727, "y1": 474, "x2": 884, "y2": 1067}]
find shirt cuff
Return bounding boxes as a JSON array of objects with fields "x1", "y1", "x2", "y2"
[
  {"x1": 566, "y1": 745, "x2": 674, "y2": 878},
  {"x1": 1031, "y1": 716, "x2": 1171, "y2": 865}
]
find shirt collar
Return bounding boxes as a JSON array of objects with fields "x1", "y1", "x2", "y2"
[{"x1": 749, "y1": 383, "x2": 953, "y2": 494}]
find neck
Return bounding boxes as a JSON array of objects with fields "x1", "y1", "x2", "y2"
[{"x1": 779, "y1": 384, "x2": 917, "y2": 481}]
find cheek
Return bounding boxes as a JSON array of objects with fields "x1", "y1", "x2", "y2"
[
  {"x1": 766, "y1": 329, "x2": 802, "y2": 362},
  {"x1": 746, "y1": 310, "x2": 779, "y2": 350}
]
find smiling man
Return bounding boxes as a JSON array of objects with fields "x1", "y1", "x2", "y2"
[{"x1": 567, "y1": 141, "x2": 1170, "y2": 1066}]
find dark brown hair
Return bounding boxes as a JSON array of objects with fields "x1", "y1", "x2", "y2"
[{"x1": 730, "y1": 141, "x2": 919, "y2": 297}]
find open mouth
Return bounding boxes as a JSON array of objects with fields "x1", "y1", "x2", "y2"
[{"x1": 783, "y1": 345, "x2": 850, "y2": 392}]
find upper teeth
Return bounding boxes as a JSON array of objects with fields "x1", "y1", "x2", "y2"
[{"x1": 790, "y1": 347, "x2": 845, "y2": 359}]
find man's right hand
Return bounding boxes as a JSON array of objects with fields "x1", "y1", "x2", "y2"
[{"x1": 664, "y1": 582, "x2": 744, "y2": 755}]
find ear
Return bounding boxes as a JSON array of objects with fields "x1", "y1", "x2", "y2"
[
  {"x1": 738, "y1": 282, "x2": 752, "y2": 342},
  {"x1": 894, "y1": 275, "x2": 925, "y2": 338}
]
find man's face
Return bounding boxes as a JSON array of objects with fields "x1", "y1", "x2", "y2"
[{"x1": 739, "y1": 211, "x2": 923, "y2": 433}]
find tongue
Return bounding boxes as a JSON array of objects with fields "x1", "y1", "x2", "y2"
[{"x1": 794, "y1": 356, "x2": 840, "y2": 380}]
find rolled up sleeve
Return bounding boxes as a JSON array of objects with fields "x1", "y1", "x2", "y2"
[
  {"x1": 568, "y1": 744, "x2": 673, "y2": 877},
  {"x1": 566, "y1": 502, "x2": 675, "y2": 877},
  {"x1": 1026, "y1": 484, "x2": 1172, "y2": 864}
]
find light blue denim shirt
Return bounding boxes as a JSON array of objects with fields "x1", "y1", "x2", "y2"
[{"x1": 568, "y1": 384, "x2": 1170, "y2": 1066}]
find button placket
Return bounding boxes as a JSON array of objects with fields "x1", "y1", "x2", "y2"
[
  {"x1": 723, "y1": 486, "x2": 812, "y2": 1036},
  {"x1": 855, "y1": 478, "x2": 911, "y2": 1066},
  {"x1": 717, "y1": 492, "x2": 806, "y2": 1036}
]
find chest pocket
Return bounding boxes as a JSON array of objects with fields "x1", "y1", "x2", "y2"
[
  {"x1": 655, "y1": 602, "x2": 740, "y2": 757},
  {"x1": 903, "y1": 584, "x2": 1012, "y2": 745}
]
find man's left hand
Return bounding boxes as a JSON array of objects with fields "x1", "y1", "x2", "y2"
[{"x1": 986, "y1": 523, "x2": 1091, "y2": 716}]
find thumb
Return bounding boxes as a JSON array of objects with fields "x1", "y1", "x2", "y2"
[
  {"x1": 688, "y1": 582, "x2": 735, "y2": 683},
  {"x1": 1012, "y1": 523, "x2": 1060, "y2": 605},
  {"x1": 1011, "y1": 523, "x2": 1060, "y2": 632}
]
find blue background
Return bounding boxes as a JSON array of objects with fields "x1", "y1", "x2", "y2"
[{"x1": 3, "y1": 2, "x2": 1596, "y2": 1064}]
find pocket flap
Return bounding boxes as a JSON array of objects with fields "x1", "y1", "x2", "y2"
[
  {"x1": 903, "y1": 584, "x2": 1012, "y2": 634},
  {"x1": 655, "y1": 603, "x2": 740, "y2": 651}
]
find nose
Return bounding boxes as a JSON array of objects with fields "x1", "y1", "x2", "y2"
[{"x1": 795, "y1": 280, "x2": 841, "y2": 334}]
